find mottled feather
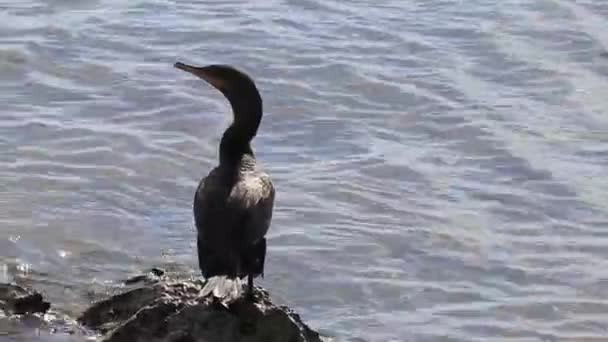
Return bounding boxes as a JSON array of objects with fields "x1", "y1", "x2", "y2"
[{"x1": 193, "y1": 154, "x2": 274, "y2": 279}]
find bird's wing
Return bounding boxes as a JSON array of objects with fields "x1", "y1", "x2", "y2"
[
  {"x1": 194, "y1": 169, "x2": 236, "y2": 242},
  {"x1": 227, "y1": 172, "x2": 275, "y2": 244}
]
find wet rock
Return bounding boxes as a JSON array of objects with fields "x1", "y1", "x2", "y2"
[
  {"x1": 0, "y1": 283, "x2": 50, "y2": 315},
  {"x1": 78, "y1": 277, "x2": 322, "y2": 342},
  {"x1": 124, "y1": 267, "x2": 166, "y2": 285}
]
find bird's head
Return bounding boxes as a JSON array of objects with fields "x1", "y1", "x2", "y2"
[{"x1": 174, "y1": 62, "x2": 261, "y2": 108}]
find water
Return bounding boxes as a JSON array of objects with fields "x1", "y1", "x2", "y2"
[{"x1": 1, "y1": 0, "x2": 608, "y2": 340}]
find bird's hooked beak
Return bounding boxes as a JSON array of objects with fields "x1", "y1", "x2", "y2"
[{"x1": 174, "y1": 62, "x2": 226, "y2": 91}]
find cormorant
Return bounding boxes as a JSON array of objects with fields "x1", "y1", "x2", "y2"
[{"x1": 174, "y1": 61, "x2": 275, "y2": 302}]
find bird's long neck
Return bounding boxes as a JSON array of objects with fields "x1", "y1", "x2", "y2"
[{"x1": 219, "y1": 95, "x2": 262, "y2": 168}]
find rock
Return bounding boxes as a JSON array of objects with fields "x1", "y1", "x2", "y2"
[
  {"x1": 78, "y1": 277, "x2": 323, "y2": 342},
  {"x1": 124, "y1": 267, "x2": 167, "y2": 285},
  {"x1": 0, "y1": 283, "x2": 51, "y2": 315}
]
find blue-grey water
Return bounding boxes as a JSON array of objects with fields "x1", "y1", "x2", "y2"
[{"x1": 1, "y1": 0, "x2": 608, "y2": 341}]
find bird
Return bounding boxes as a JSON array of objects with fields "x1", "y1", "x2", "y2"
[{"x1": 174, "y1": 61, "x2": 275, "y2": 303}]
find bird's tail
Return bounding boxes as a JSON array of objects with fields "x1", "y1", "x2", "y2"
[{"x1": 200, "y1": 275, "x2": 243, "y2": 306}]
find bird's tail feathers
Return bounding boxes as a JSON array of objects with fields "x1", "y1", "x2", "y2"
[{"x1": 200, "y1": 275, "x2": 243, "y2": 306}]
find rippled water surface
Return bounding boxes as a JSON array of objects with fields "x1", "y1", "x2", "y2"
[{"x1": 1, "y1": 0, "x2": 608, "y2": 341}]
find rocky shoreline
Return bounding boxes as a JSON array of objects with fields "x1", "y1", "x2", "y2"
[{"x1": 1, "y1": 269, "x2": 323, "y2": 342}]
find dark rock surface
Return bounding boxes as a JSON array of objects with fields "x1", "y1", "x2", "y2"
[
  {"x1": 0, "y1": 283, "x2": 50, "y2": 315},
  {"x1": 2, "y1": 271, "x2": 322, "y2": 342},
  {"x1": 78, "y1": 274, "x2": 323, "y2": 342}
]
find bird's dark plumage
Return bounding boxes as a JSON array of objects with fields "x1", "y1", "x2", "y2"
[{"x1": 174, "y1": 62, "x2": 274, "y2": 302}]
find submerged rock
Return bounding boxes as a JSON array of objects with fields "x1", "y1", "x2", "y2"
[
  {"x1": 78, "y1": 276, "x2": 322, "y2": 342},
  {"x1": 123, "y1": 267, "x2": 167, "y2": 286},
  {"x1": 0, "y1": 283, "x2": 50, "y2": 315}
]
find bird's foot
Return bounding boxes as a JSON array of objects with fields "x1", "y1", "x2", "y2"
[{"x1": 245, "y1": 287, "x2": 256, "y2": 302}]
